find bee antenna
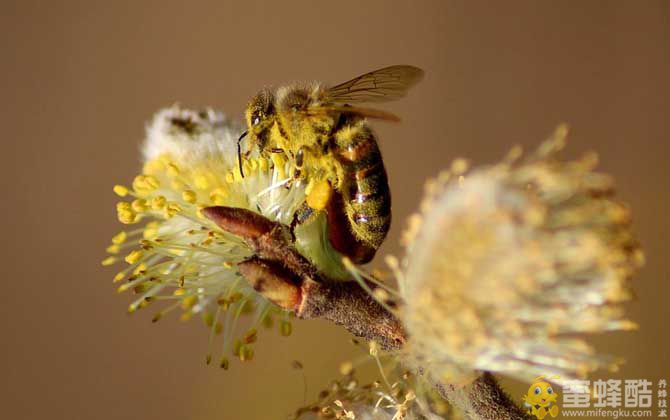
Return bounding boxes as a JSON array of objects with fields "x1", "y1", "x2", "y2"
[{"x1": 237, "y1": 130, "x2": 248, "y2": 178}]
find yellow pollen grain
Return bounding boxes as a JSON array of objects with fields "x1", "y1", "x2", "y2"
[
  {"x1": 339, "y1": 361, "x2": 353, "y2": 376},
  {"x1": 194, "y1": 174, "x2": 210, "y2": 190},
  {"x1": 143, "y1": 227, "x2": 158, "y2": 240},
  {"x1": 166, "y1": 163, "x2": 180, "y2": 177},
  {"x1": 117, "y1": 283, "x2": 131, "y2": 293},
  {"x1": 106, "y1": 244, "x2": 121, "y2": 254},
  {"x1": 131, "y1": 198, "x2": 148, "y2": 213},
  {"x1": 133, "y1": 263, "x2": 147, "y2": 275},
  {"x1": 113, "y1": 272, "x2": 125, "y2": 282},
  {"x1": 181, "y1": 295, "x2": 198, "y2": 310},
  {"x1": 117, "y1": 202, "x2": 132, "y2": 212},
  {"x1": 451, "y1": 158, "x2": 469, "y2": 175},
  {"x1": 142, "y1": 159, "x2": 164, "y2": 175},
  {"x1": 242, "y1": 161, "x2": 252, "y2": 175},
  {"x1": 165, "y1": 202, "x2": 182, "y2": 218},
  {"x1": 113, "y1": 185, "x2": 129, "y2": 197},
  {"x1": 223, "y1": 261, "x2": 233, "y2": 269},
  {"x1": 124, "y1": 250, "x2": 144, "y2": 264},
  {"x1": 117, "y1": 209, "x2": 136, "y2": 224},
  {"x1": 258, "y1": 157, "x2": 269, "y2": 171},
  {"x1": 151, "y1": 196, "x2": 167, "y2": 210},
  {"x1": 182, "y1": 190, "x2": 197, "y2": 204},
  {"x1": 132, "y1": 176, "x2": 146, "y2": 192},
  {"x1": 143, "y1": 175, "x2": 160, "y2": 189},
  {"x1": 101, "y1": 256, "x2": 117, "y2": 266},
  {"x1": 271, "y1": 154, "x2": 286, "y2": 179},
  {"x1": 173, "y1": 288, "x2": 186, "y2": 296},
  {"x1": 112, "y1": 231, "x2": 127, "y2": 244},
  {"x1": 209, "y1": 188, "x2": 228, "y2": 205},
  {"x1": 133, "y1": 283, "x2": 151, "y2": 294},
  {"x1": 248, "y1": 158, "x2": 258, "y2": 171},
  {"x1": 170, "y1": 179, "x2": 185, "y2": 191}
]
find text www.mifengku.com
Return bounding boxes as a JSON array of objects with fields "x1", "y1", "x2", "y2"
[{"x1": 562, "y1": 408, "x2": 653, "y2": 418}]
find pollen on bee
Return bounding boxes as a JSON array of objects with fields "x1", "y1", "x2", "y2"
[{"x1": 305, "y1": 179, "x2": 331, "y2": 210}]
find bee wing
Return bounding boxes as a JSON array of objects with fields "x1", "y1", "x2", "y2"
[
  {"x1": 325, "y1": 65, "x2": 424, "y2": 104},
  {"x1": 303, "y1": 105, "x2": 401, "y2": 122}
]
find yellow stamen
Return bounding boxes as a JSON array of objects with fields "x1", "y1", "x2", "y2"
[
  {"x1": 181, "y1": 295, "x2": 198, "y2": 310},
  {"x1": 106, "y1": 244, "x2": 121, "y2": 254},
  {"x1": 133, "y1": 263, "x2": 147, "y2": 275},
  {"x1": 194, "y1": 174, "x2": 210, "y2": 189},
  {"x1": 151, "y1": 196, "x2": 167, "y2": 210},
  {"x1": 271, "y1": 154, "x2": 286, "y2": 179},
  {"x1": 142, "y1": 159, "x2": 164, "y2": 175},
  {"x1": 164, "y1": 202, "x2": 182, "y2": 218},
  {"x1": 182, "y1": 190, "x2": 197, "y2": 204},
  {"x1": 112, "y1": 231, "x2": 127, "y2": 244},
  {"x1": 117, "y1": 210, "x2": 137, "y2": 224},
  {"x1": 131, "y1": 198, "x2": 148, "y2": 213},
  {"x1": 124, "y1": 250, "x2": 144, "y2": 264},
  {"x1": 280, "y1": 320, "x2": 292, "y2": 337},
  {"x1": 101, "y1": 256, "x2": 117, "y2": 266},
  {"x1": 210, "y1": 188, "x2": 228, "y2": 205},
  {"x1": 113, "y1": 185, "x2": 129, "y2": 197},
  {"x1": 166, "y1": 163, "x2": 180, "y2": 177}
]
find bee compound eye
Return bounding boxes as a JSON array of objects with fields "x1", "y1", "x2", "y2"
[
  {"x1": 535, "y1": 387, "x2": 541, "y2": 395},
  {"x1": 547, "y1": 387, "x2": 553, "y2": 394},
  {"x1": 252, "y1": 115, "x2": 261, "y2": 126}
]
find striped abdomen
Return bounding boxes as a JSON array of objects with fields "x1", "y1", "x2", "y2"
[{"x1": 331, "y1": 120, "x2": 391, "y2": 261}]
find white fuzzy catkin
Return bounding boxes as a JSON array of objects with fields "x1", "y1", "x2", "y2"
[{"x1": 401, "y1": 126, "x2": 643, "y2": 386}]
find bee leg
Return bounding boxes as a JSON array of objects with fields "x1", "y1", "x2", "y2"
[
  {"x1": 293, "y1": 145, "x2": 317, "y2": 183},
  {"x1": 289, "y1": 202, "x2": 315, "y2": 242}
]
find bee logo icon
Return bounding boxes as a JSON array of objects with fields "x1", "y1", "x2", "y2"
[{"x1": 522, "y1": 376, "x2": 560, "y2": 419}]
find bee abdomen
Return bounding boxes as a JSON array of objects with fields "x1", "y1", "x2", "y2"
[{"x1": 333, "y1": 122, "x2": 391, "y2": 250}]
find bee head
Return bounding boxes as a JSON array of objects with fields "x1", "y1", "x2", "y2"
[{"x1": 245, "y1": 89, "x2": 276, "y2": 146}]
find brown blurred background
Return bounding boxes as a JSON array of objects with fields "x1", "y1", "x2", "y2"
[{"x1": 1, "y1": 1, "x2": 668, "y2": 419}]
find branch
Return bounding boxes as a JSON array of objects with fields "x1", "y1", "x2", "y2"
[
  {"x1": 203, "y1": 206, "x2": 530, "y2": 420},
  {"x1": 434, "y1": 374, "x2": 532, "y2": 420}
]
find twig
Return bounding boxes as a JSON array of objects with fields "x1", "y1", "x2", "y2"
[{"x1": 203, "y1": 206, "x2": 531, "y2": 420}]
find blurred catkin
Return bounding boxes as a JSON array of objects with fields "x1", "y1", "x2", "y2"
[{"x1": 400, "y1": 125, "x2": 643, "y2": 386}]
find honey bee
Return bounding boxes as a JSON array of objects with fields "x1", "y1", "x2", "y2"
[{"x1": 238, "y1": 65, "x2": 424, "y2": 263}]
